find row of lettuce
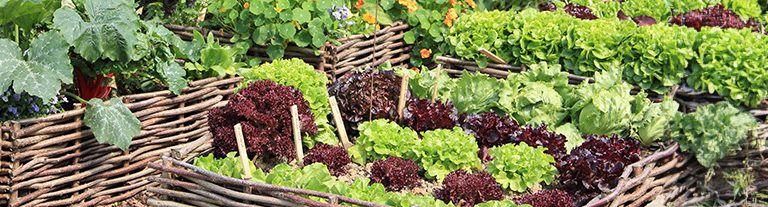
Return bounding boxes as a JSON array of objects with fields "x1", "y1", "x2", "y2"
[
  {"x1": 198, "y1": 58, "x2": 758, "y2": 206},
  {"x1": 445, "y1": 3, "x2": 768, "y2": 108}
]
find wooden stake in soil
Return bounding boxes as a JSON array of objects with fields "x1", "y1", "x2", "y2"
[
  {"x1": 478, "y1": 47, "x2": 508, "y2": 64},
  {"x1": 233, "y1": 124, "x2": 254, "y2": 194},
  {"x1": 397, "y1": 74, "x2": 410, "y2": 121},
  {"x1": 431, "y1": 65, "x2": 442, "y2": 102},
  {"x1": 329, "y1": 96, "x2": 352, "y2": 149},
  {"x1": 290, "y1": 105, "x2": 305, "y2": 166}
]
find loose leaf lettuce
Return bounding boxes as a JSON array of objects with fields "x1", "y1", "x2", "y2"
[
  {"x1": 356, "y1": 119, "x2": 419, "y2": 163},
  {"x1": 670, "y1": 102, "x2": 757, "y2": 168},
  {"x1": 620, "y1": 24, "x2": 697, "y2": 93},
  {"x1": 409, "y1": 67, "x2": 455, "y2": 101},
  {"x1": 570, "y1": 68, "x2": 638, "y2": 136},
  {"x1": 446, "y1": 10, "x2": 516, "y2": 68},
  {"x1": 498, "y1": 62, "x2": 570, "y2": 126},
  {"x1": 417, "y1": 127, "x2": 483, "y2": 181},
  {"x1": 0, "y1": 31, "x2": 72, "y2": 102},
  {"x1": 83, "y1": 97, "x2": 141, "y2": 151},
  {"x1": 630, "y1": 96, "x2": 680, "y2": 145},
  {"x1": 487, "y1": 143, "x2": 558, "y2": 192},
  {"x1": 193, "y1": 152, "x2": 266, "y2": 182}
]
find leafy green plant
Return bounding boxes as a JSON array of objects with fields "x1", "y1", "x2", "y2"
[
  {"x1": 486, "y1": 143, "x2": 558, "y2": 192},
  {"x1": 620, "y1": 24, "x2": 697, "y2": 93},
  {"x1": 449, "y1": 71, "x2": 500, "y2": 114},
  {"x1": 506, "y1": 9, "x2": 575, "y2": 66},
  {"x1": 0, "y1": 32, "x2": 71, "y2": 101},
  {"x1": 569, "y1": 68, "x2": 638, "y2": 136},
  {"x1": 475, "y1": 0, "x2": 547, "y2": 11},
  {"x1": 670, "y1": 101, "x2": 757, "y2": 168},
  {"x1": 629, "y1": 96, "x2": 680, "y2": 145},
  {"x1": 446, "y1": 10, "x2": 515, "y2": 68},
  {"x1": 497, "y1": 62, "x2": 570, "y2": 127},
  {"x1": 239, "y1": 58, "x2": 338, "y2": 148},
  {"x1": 356, "y1": 119, "x2": 420, "y2": 163},
  {"x1": 688, "y1": 28, "x2": 768, "y2": 108},
  {"x1": 205, "y1": 0, "x2": 346, "y2": 59},
  {"x1": 621, "y1": 0, "x2": 672, "y2": 20},
  {"x1": 475, "y1": 200, "x2": 531, "y2": 207},
  {"x1": 193, "y1": 152, "x2": 266, "y2": 181},
  {"x1": 417, "y1": 127, "x2": 482, "y2": 181},
  {"x1": 408, "y1": 67, "x2": 455, "y2": 101},
  {"x1": 562, "y1": 18, "x2": 635, "y2": 76}
]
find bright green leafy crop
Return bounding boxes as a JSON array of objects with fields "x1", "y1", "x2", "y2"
[
  {"x1": 688, "y1": 28, "x2": 768, "y2": 108},
  {"x1": 622, "y1": 0, "x2": 672, "y2": 20},
  {"x1": 193, "y1": 152, "x2": 266, "y2": 181},
  {"x1": 447, "y1": 10, "x2": 515, "y2": 68},
  {"x1": 417, "y1": 127, "x2": 482, "y2": 181},
  {"x1": 475, "y1": 200, "x2": 531, "y2": 207},
  {"x1": 409, "y1": 67, "x2": 455, "y2": 102},
  {"x1": 240, "y1": 58, "x2": 338, "y2": 148},
  {"x1": 356, "y1": 119, "x2": 419, "y2": 163},
  {"x1": 670, "y1": 101, "x2": 757, "y2": 168},
  {"x1": 562, "y1": 18, "x2": 635, "y2": 76},
  {"x1": 629, "y1": 96, "x2": 680, "y2": 145},
  {"x1": 507, "y1": 9, "x2": 574, "y2": 66},
  {"x1": 498, "y1": 62, "x2": 570, "y2": 127},
  {"x1": 450, "y1": 71, "x2": 500, "y2": 114},
  {"x1": 570, "y1": 68, "x2": 638, "y2": 136},
  {"x1": 486, "y1": 143, "x2": 558, "y2": 192},
  {"x1": 620, "y1": 24, "x2": 697, "y2": 93}
]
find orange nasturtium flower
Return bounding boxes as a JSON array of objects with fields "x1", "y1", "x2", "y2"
[
  {"x1": 449, "y1": 0, "x2": 458, "y2": 6},
  {"x1": 398, "y1": 0, "x2": 419, "y2": 12},
  {"x1": 465, "y1": 0, "x2": 476, "y2": 9},
  {"x1": 355, "y1": 0, "x2": 365, "y2": 9},
  {"x1": 362, "y1": 13, "x2": 377, "y2": 24},
  {"x1": 444, "y1": 8, "x2": 458, "y2": 27},
  {"x1": 243, "y1": 2, "x2": 250, "y2": 9},
  {"x1": 420, "y1": 48, "x2": 432, "y2": 59}
]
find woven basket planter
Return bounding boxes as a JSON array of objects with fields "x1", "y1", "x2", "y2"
[
  {"x1": 0, "y1": 76, "x2": 242, "y2": 207},
  {"x1": 164, "y1": 22, "x2": 412, "y2": 81}
]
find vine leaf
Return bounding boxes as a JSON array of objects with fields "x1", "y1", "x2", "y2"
[
  {"x1": 158, "y1": 60, "x2": 187, "y2": 95},
  {"x1": 84, "y1": 97, "x2": 141, "y2": 151},
  {"x1": 0, "y1": 31, "x2": 72, "y2": 102},
  {"x1": 52, "y1": 0, "x2": 142, "y2": 62}
]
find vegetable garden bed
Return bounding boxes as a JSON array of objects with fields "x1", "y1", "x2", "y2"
[
  {"x1": 0, "y1": 77, "x2": 240, "y2": 207},
  {"x1": 164, "y1": 22, "x2": 412, "y2": 80}
]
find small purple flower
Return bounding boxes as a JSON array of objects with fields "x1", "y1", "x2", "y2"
[
  {"x1": 31, "y1": 103, "x2": 39, "y2": 113},
  {"x1": 12, "y1": 93, "x2": 20, "y2": 101},
  {"x1": 51, "y1": 96, "x2": 59, "y2": 104},
  {"x1": 328, "y1": 4, "x2": 350, "y2": 21},
  {"x1": 7, "y1": 106, "x2": 18, "y2": 117}
]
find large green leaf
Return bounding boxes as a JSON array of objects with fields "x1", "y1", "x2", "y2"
[
  {"x1": 84, "y1": 97, "x2": 141, "y2": 151},
  {"x1": 52, "y1": 0, "x2": 143, "y2": 62},
  {"x1": 158, "y1": 61, "x2": 187, "y2": 95},
  {"x1": 0, "y1": 0, "x2": 60, "y2": 30},
  {"x1": 0, "y1": 31, "x2": 71, "y2": 101}
]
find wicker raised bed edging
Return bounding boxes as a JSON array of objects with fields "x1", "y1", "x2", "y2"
[
  {"x1": 144, "y1": 135, "x2": 688, "y2": 207},
  {"x1": 0, "y1": 76, "x2": 242, "y2": 207},
  {"x1": 165, "y1": 23, "x2": 412, "y2": 81}
]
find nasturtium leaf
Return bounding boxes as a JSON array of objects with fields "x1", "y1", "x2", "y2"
[
  {"x1": 52, "y1": 0, "x2": 143, "y2": 63},
  {"x1": 266, "y1": 44, "x2": 285, "y2": 59},
  {"x1": 158, "y1": 61, "x2": 187, "y2": 95},
  {"x1": 403, "y1": 31, "x2": 416, "y2": 44},
  {"x1": 247, "y1": 0, "x2": 265, "y2": 14},
  {"x1": 278, "y1": 23, "x2": 297, "y2": 39},
  {"x1": 312, "y1": 34, "x2": 326, "y2": 48},
  {"x1": 295, "y1": 30, "x2": 312, "y2": 47},
  {"x1": 0, "y1": 31, "x2": 72, "y2": 102},
  {"x1": 84, "y1": 97, "x2": 141, "y2": 151},
  {"x1": 292, "y1": 8, "x2": 311, "y2": 23}
]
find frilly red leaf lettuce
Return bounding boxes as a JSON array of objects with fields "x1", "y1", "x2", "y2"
[
  {"x1": 434, "y1": 171, "x2": 504, "y2": 207},
  {"x1": 401, "y1": 99, "x2": 458, "y2": 132},
  {"x1": 370, "y1": 156, "x2": 422, "y2": 191},
  {"x1": 303, "y1": 144, "x2": 351, "y2": 176}
]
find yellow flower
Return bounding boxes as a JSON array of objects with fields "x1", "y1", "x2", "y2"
[
  {"x1": 420, "y1": 48, "x2": 432, "y2": 59},
  {"x1": 465, "y1": 0, "x2": 476, "y2": 9},
  {"x1": 243, "y1": 2, "x2": 250, "y2": 9},
  {"x1": 444, "y1": 8, "x2": 458, "y2": 27},
  {"x1": 376, "y1": 23, "x2": 381, "y2": 30},
  {"x1": 363, "y1": 13, "x2": 377, "y2": 24},
  {"x1": 275, "y1": 2, "x2": 282, "y2": 12}
]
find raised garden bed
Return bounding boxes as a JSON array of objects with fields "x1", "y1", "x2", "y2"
[{"x1": 0, "y1": 77, "x2": 241, "y2": 206}]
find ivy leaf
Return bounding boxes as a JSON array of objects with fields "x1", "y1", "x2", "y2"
[
  {"x1": 158, "y1": 61, "x2": 187, "y2": 95},
  {"x1": 52, "y1": 0, "x2": 143, "y2": 62},
  {"x1": 84, "y1": 97, "x2": 141, "y2": 151},
  {"x1": 0, "y1": 31, "x2": 72, "y2": 102}
]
